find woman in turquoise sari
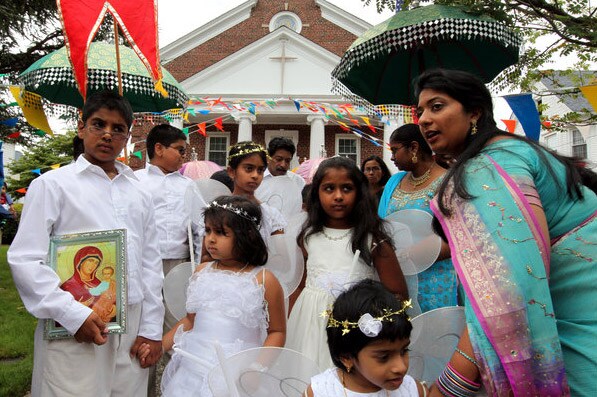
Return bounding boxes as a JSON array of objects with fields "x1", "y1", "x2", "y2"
[
  {"x1": 378, "y1": 123, "x2": 458, "y2": 312},
  {"x1": 415, "y1": 69, "x2": 597, "y2": 397}
]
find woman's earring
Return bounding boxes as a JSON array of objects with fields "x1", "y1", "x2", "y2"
[
  {"x1": 412, "y1": 153, "x2": 418, "y2": 164},
  {"x1": 346, "y1": 365, "x2": 352, "y2": 373},
  {"x1": 471, "y1": 121, "x2": 478, "y2": 135}
]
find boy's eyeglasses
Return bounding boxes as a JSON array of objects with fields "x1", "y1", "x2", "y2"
[
  {"x1": 168, "y1": 146, "x2": 186, "y2": 155},
  {"x1": 86, "y1": 125, "x2": 130, "y2": 142}
]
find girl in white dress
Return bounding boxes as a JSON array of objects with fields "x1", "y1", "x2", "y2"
[
  {"x1": 306, "y1": 279, "x2": 427, "y2": 397},
  {"x1": 155, "y1": 195, "x2": 286, "y2": 396},
  {"x1": 287, "y1": 157, "x2": 408, "y2": 370},
  {"x1": 199, "y1": 141, "x2": 287, "y2": 263}
]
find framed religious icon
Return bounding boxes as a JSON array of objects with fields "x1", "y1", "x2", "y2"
[{"x1": 44, "y1": 229, "x2": 127, "y2": 339}]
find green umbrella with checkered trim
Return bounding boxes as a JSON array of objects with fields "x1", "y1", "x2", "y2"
[
  {"x1": 332, "y1": 4, "x2": 521, "y2": 107},
  {"x1": 19, "y1": 42, "x2": 188, "y2": 112}
]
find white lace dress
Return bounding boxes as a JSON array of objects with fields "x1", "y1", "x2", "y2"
[
  {"x1": 286, "y1": 228, "x2": 377, "y2": 370},
  {"x1": 161, "y1": 263, "x2": 268, "y2": 397},
  {"x1": 311, "y1": 368, "x2": 419, "y2": 396}
]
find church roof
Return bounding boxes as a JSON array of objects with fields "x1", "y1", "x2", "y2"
[{"x1": 161, "y1": 0, "x2": 372, "y2": 83}]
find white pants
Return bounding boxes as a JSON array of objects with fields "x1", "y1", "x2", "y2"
[{"x1": 32, "y1": 303, "x2": 148, "y2": 397}]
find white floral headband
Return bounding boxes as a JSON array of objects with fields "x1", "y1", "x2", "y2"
[
  {"x1": 227, "y1": 144, "x2": 269, "y2": 162},
  {"x1": 206, "y1": 201, "x2": 259, "y2": 228},
  {"x1": 322, "y1": 299, "x2": 412, "y2": 337}
]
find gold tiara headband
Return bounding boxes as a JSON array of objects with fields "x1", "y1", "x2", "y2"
[
  {"x1": 206, "y1": 201, "x2": 259, "y2": 228},
  {"x1": 227, "y1": 143, "x2": 269, "y2": 162},
  {"x1": 322, "y1": 299, "x2": 412, "y2": 337}
]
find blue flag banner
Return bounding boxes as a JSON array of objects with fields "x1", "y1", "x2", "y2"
[{"x1": 503, "y1": 94, "x2": 541, "y2": 141}]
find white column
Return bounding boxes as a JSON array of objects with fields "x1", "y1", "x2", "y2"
[
  {"x1": 382, "y1": 116, "x2": 402, "y2": 172},
  {"x1": 234, "y1": 113, "x2": 256, "y2": 142},
  {"x1": 307, "y1": 114, "x2": 326, "y2": 159}
]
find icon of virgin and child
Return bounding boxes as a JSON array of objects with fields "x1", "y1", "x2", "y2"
[{"x1": 60, "y1": 245, "x2": 117, "y2": 323}]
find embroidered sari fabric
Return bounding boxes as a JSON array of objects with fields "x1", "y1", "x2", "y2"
[
  {"x1": 431, "y1": 139, "x2": 597, "y2": 396},
  {"x1": 378, "y1": 172, "x2": 458, "y2": 312}
]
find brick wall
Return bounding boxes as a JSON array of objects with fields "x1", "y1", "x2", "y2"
[{"x1": 165, "y1": 0, "x2": 358, "y2": 81}]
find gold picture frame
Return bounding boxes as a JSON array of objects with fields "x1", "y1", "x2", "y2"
[{"x1": 44, "y1": 229, "x2": 127, "y2": 339}]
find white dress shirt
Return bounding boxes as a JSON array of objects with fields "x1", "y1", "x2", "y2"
[
  {"x1": 135, "y1": 164, "x2": 200, "y2": 260},
  {"x1": 262, "y1": 168, "x2": 306, "y2": 190},
  {"x1": 8, "y1": 156, "x2": 164, "y2": 339}
]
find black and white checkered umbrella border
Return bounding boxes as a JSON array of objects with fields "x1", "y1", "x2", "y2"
[
  {"x1": 332, "y1": 18, "x2": 522, "y2": 81},
  {"x1": 20, "y1": 67, "x2": 188, "y2": 108}
]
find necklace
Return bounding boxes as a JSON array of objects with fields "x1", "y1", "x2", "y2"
[
  {"x1": 408, "y1": 164, "x2": 434, "y2": 187},
  {"x1": 322, "y1": 228, "x2": 351, "y2": 241},
  {"x1": 341, "y1": 370, "x2": 389, "y2": 397},
  {"x1": 214, "y1": 260, "x2": 249, "y2": 273}
]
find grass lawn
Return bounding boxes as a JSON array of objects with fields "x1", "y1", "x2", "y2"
[{"x1": 0, "y1": 244, "x2": 36, "y2": 397}]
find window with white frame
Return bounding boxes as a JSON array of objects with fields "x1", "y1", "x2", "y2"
[
  {"x1": 335, "y1": 134, "x2": 360, "y2": 164},
  {"x1": 544, "y1": 133, "x2": 557, "y2": 152},
  {"x1": 206, "y1": 134, "x2": 229, "y2": 166},
  {"x1": 572, "y1": 130, "x2": 587, "y2": 159}
]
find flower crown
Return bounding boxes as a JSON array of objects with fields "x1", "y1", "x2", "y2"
[
  {"x1": 322, "y1": 299, "x2": 412, "y2": 337},
  {"x1": 206, "y1": 201, "x2": 259, "y2": 228},
  {"x1": 227, "y1": 143, "x2": 268, "y2": 162}
]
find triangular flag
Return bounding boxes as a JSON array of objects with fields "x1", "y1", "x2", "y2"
[
  {"x1": 198, "y1": 123, "x2": 207, "y2": 137},
  {"x1": 186, "y1": 108, "x2": 196, "y2": 116},
  {"x1": 32, "y1": 169, "x2": 41, "y2": 175},
  {"x1": 182, "y1": 127, "x2": 190, "y2": 136},
  {"x1": 541, "y1": 121, "x2": 552, "y2": 129},
  {"x1": 51, "y1": 164, "x2": 61, "y2": 170},
  {"x1": 214, "y1": 118, "x2": 224, "y2": 132},
  {"x1": 503, "y1": 94, "x2": 541, "y2": 141},
  {"x1": 337, "y1": 122, "x2": 350, "y2": 132},
  {"x1": 293, "y1": 100, "x2": 301, "y2": 112},
  {"x1": 9, "y1": 87, "x2": 53, "y2": 135},
  {"x1": 0, "y1": 117, "x2": 18, "y2": 127},
  {"x1": 34, "y1": 130, "x2": 47, "y2": 136},
  {"x1": 7, "y1": 131, "x2": 21, "y2": 139},
  {"x1": 198, "y1": 110, "x2": 211, "y2": 115},
  {"x1": 579, "y1": 85, "x2": 597, "y2": 112},
  {"x1": 116, "y1": 156, "x2": 126, "y2": 162},
  {"x1": 57, "y1": 0, "x2": 162, "y2": 100},
  {"x1": 132, "y1": 151, "x2": 143, "y2": 159},
  {"x1": 501, "y1": 119, "x2": 517, "y2": 133},
  {"x1": 16, "y1": 188, "x2": 27, "y2": 194}
]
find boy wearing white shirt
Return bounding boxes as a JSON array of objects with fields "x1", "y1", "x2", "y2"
[
  {"x1": 8, "y1": 91, "x2": 164, "y2": 397},
  {"x1": 135, "y1": 124, "x2": 202, "y2": 329}
]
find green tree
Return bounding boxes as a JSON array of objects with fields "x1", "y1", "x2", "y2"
[{"x1": 5, "y1": 130, "x2": 76, "y2": 198}]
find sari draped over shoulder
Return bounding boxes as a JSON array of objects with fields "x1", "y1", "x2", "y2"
[{"x1": 431, "y1": 154, "x2": 571, "y2": 396}]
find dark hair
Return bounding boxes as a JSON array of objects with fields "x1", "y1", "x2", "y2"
[
  {"x1": 361, "y1": 155, "x2": 392, "y2": 187},
  {"x1": 146, "y1": 124, "x2": 187, "y2": 159},
  {"x1": 414, "y1": 68, "x2": 597, "y2": 215},
  {"x1": 301, "y1": 184, "x2": 311, "y2": 204},
  {"x1": 299, "y1": 157, "x2": 393, "y2": 265},
  {"x1": 228, "y1": 141, "x2": 268, "y2": 170},
  {"x1": 73, "y1": 135, "x2": 85, "y2": 160},
  {"x1": 81, "y1": 91, "x2": 133, "y2": 130},
  {"x1": 210, "y1": 170, "x2": 234, "y2": 192},
  {"x1": 267, "y1": 137, "x2": 296, "y2": 157},
  {"x1": 327, "y1": 279, "x2": 412, "y2": 371},
  {"x1": 389, "y1": 123, "x2": 433, "y2": 158},
  {"x1": 202, "y1": 195, "x2": 268, "y2": 266}
]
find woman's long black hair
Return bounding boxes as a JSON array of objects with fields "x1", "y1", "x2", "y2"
[
  {"x1": 414, "y1": 69, "x2": 597, "y2": 216},
  {"x1": 298, "y1": 157, "x2": 393, "y2": 265}
]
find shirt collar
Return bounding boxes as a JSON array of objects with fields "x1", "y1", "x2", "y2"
[{"x1": 75, "y1": 155, "x2": 137, "y2": 179}]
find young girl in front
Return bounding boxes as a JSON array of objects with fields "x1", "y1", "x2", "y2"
[
  {"x1": 306, "y1": 279, "x2": 427, "y2": 397},
  {"x1": 287, "y1": 157, "x2": 408, "y2": 370},
  {"x1": 159, "y1": 195, "x2": 286, "y2": 396},
  {"x1": 200, "y1": 141, "x2": 286, "y2": 263}
]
